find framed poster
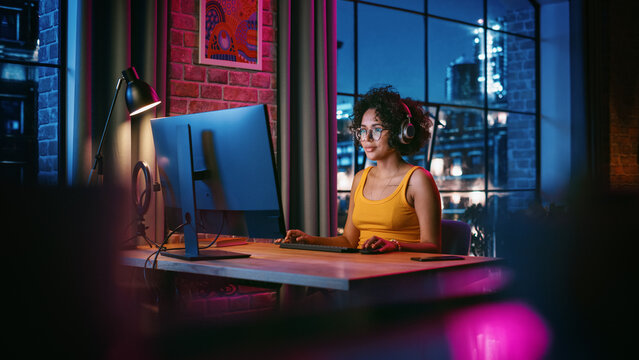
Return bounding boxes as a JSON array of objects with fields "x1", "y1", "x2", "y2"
[{"x1": 199, "y1": 0, "x2": 262, "y2": 70}]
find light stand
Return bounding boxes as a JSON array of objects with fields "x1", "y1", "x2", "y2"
[
  {"x1": 123, "y1": 160, "x2": 158, "y2": 249},
  {"x1": 87, "y1": 67, "x2": 161, "y2": 185}
]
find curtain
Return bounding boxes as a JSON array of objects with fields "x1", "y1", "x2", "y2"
[
  {"x1": 130, "y1": 0, "x2": 168, "y2": 245},
  {"x1": 278, "y1": 0, "x2": 338, "y2": 237},
  {"x1": 69, "y1": 0, "x2": 167, "y2": 241},
  {"x1": 569, "y1": 0, "x2": 610, "y2": 190}
]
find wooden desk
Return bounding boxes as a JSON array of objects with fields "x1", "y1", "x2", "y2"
[{"x1": 121, "y1": 243, "x2": 507, "y2": 309}]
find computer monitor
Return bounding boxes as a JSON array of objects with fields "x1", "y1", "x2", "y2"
[{"x1": 150, "y1": 104, "x2": 285, "y2": 260}]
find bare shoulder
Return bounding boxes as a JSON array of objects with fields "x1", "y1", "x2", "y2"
[
  {"x1": 407, "y1": 167, "x2": 439, "y2": 196},
  {"x1": 350, "y1": 168, "x2": 368, "y2": 192},
  {"x1": 408, "y1": 167, "x2": 435, "y2": 186},
  {"x1": 354, "y1": 168, "x2": 367, "y2": 180}
]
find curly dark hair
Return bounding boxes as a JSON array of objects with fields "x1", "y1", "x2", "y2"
[{"x1": 350, "y1": 85, "x2": 432, "y2": 156}]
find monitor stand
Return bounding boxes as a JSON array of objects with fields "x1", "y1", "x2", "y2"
[
  {"x1": 160, "y1": 249, "x2": 250, "y2": 261},
  {"x1": 160, "y1": 124, "x2": 251, "y2": 261}
]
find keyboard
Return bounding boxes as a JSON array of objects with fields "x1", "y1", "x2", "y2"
[{"x1": 279, "y1": 242, "x2": 358, "y2": 253}]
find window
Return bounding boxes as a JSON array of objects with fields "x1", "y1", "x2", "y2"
[
  {"x1": 336, "y1": 0, "x2": 538, "y2": 256},
  {"x1": 0, "y1": 0, "x2": 65, "y2": 185}
]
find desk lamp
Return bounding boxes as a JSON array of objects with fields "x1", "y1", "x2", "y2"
[{"x1": 87, "y1": 67, "x2": 161, "y2": 185}]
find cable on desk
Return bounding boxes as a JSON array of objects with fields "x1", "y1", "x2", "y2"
[
  {"x1": 141, "y1": 212, "x2": 224, "y2": 303},
  {"x1": 157, "y1": 211, "x2": 226, "y2": 253},
  {"x1": 143, "y1": 222, "x2": 186, "y2": 302},
  {"x1": 198, "y1": 212, "x2": 225, "y2": 250},
  {"x1": 151, "y1": 223, "x2": 186, "y2": 267}
]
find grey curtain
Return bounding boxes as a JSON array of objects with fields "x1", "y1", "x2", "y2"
[
  {"x1": 69, "y1": 0, "x2": 167, "y2": 241},
  {"x1": 570, "y1": 0, "x2": 610, "y2": 190},
  {"x1": 278, "y1": 0, "x2": 338, "y2": 237},
  {"x1": 70, "y1": 0, "x2": 166, "y2": 185}
]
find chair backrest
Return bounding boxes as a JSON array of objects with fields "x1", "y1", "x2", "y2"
[{"x1": 441, "y1": 219, "x2": 471, "y2": 255}]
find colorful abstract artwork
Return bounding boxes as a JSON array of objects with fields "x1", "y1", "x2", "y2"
[{"x1": 199, "y1": 0, "x2": 262, "y2": 70}]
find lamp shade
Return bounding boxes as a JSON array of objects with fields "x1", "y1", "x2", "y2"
[{"x1": 122, "y1": 67, "x2": 161, "y2": 116}]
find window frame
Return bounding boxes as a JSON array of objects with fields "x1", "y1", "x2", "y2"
[
  {"x1": 0, "y1": 0, "x2": 67, "y2": 185},
  {"x1": 336, "y1": 0, "x2": 540, "y2": 255}
]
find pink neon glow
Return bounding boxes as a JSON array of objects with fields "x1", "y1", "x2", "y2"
[
  {"x1": 436, "y1": 265, "x2": 512, "y2": 299},
  {"x1": 445, "y1": 301, "x2": 551, "y2": 360}
]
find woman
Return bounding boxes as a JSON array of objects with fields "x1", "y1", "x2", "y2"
[{"x1": 279, "y1": 86, "x2": 441, "y2": 253}]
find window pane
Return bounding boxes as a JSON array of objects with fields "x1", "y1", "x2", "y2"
[
  {"x1": 486, "y1": 191, "x2": 536, "y2": 256},
  {"x1": 403, "y1": 149, "x2": 427, "y2": 168},
  {"x1": 0, "y1": 62, "x2": 58, "y2": 184},
  {"x1": 487, "y1": 0, "x2": 535, "y2": 37},
  {"x1": 452, "y1": 191, "x2": 537, "y2": 257},
  {"x1": 336, "y1": 0, "x2": 539, "y2": 257},
  {"x1": 337, "y1": 0, "x2": 354, "y2": 94},
  {"x1": 337, "y1": 95, "x2": 354, "y2": 143},
  {"x1": 487, "y1": 191, "x2": 537, "y2": 223},
  {"x1": 337, "y1": 95, "x2": 355, "y2": 191},
  {"x1": 0, "y1": 66, "x2": 36, "y2": 137},
  {"x1": 0, "y1": 62, "x2": 35, "y2": 82},
  {"x1": 488, "y1": 111, "x2": 536, "y2": 190},
  {"x1": 428, "y1": 18, "x2": 485, "y2": 107},
  {"x1": 365, "y1": 0, "x2": 424, "y2": 12},
  {"x1": 0, "y1": 1, "x2": 40, "y2": 61},
  {"x1": 337, "y1": 192, "x2": 351, "y2": 234},
  {"x1": 1, "y1": 1, "x2": 61, "y2": 185},
  {"x1": 0, "y1": 1, "x2": 59, "y2": 64},
  {"x1": 358, "y1": 4, "x2": 425, "y2": 101},
  {"x1": 430, "y1": 107, "x2": 485, "y2": 191},
  {"x1": 441, "y1": 190, "x2": 486, "y2": 220},
  {"x1": 489, "y1": 31, "x2": 535, "y2": 112},
  {"x1": 428, "y1": 0, "x2": 483, "y2": 25}
]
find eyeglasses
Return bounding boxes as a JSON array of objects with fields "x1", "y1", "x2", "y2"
[{"x1": 354, "y1": 127, "x2": 389, "y2": 141}]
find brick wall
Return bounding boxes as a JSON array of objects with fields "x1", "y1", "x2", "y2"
[
  {"x1": 119, "y1": 266, "x2": 279, "y2": 324},
  {"x1": 176, "y1": 273, "x2": 279, "y2": 321},
  {"x1": 609, "y1": 2, "x2": 639, "y2": 191},
  {"x1": 37, "y1": 0, "x2": 60, "y2": 185},
  {"x1": 168, "y1": 0, "x2": 278, "y2": 145},
  {"x1": 166, "y1": 0, "x2": 280, "y2": 319}
]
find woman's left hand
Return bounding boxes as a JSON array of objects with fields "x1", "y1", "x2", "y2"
[{"x1": 362, "y1": 236, "x2": 398, "y2": 253}]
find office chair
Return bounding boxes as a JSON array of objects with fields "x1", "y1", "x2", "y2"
[{"x1": 441, "y1": 219, "x2": 472, "y2": 255}]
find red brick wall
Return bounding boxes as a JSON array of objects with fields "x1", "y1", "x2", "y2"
[
  {"x1": 119, "y1": 267, "x2": 279, "y2": 323},
  {"x1": 609, "y1": 1, "x2": 639, "y2": 191},
  {"x1": 164, "y1": 0, "x2": 280, "y2": 318},
  {"x1": 176, "y1": 273, "x2": 279, "y2": 321},
  {"x1": 168, "y1": 0, "x2": 278, "y2": 143}
]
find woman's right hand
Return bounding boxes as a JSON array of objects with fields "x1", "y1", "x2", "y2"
[{"x1": 274, "y1": 229, "x2": 312, "y2": 244}]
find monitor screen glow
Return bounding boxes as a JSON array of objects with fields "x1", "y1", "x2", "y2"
[{"x1": 151, "y1": 104, "x2": 284, "y2": 244}]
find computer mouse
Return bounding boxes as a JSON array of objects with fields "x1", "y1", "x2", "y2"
[{"x1": 359, "y1": 248, "x2": 382, "y2": 254}]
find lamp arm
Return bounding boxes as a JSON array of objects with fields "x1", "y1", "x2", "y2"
[{"x1": 88, "y1": 76, "x2": 125, "y2": 185}]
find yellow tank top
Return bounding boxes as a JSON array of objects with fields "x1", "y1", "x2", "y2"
[{"x1": 352, "y1": 166, "x2": 421, "y2": 249}]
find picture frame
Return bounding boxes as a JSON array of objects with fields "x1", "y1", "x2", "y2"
[{"x1": 199, "y1": 0, "x2": 263, "y2": 70}]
